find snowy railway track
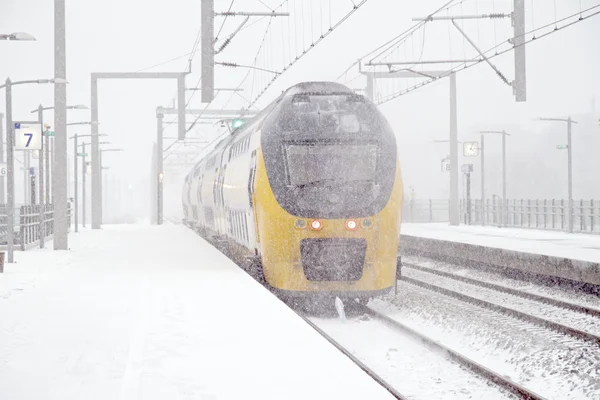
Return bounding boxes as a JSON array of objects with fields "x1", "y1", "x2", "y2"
[
  {"x1": 301, "y1": 306, "x2": 545, "y2": 400},
  {"x1": 403, "y1": 263, "x2": 600, "y2": 318},
  {"x1": 299, "y1": 315, "x2": 408, "y2": 400},
  {"x1": 401, "y1": 265, "x2": 600, "y2": 347}
]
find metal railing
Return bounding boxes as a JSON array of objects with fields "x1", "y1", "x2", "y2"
[
  {"x1": 403, "y1": 198, "x2": 600, "y2": 234},
  {"x1": 0, "y1": 203, "x2": 72, "y2": 249}
]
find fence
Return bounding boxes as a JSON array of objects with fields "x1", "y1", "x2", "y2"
[
  {"x1": 402, "y1": 198, "x2": 600, "y2": 234},
  {"x1": 0, "y1": 203, "x2": 72, "y2": 250}
]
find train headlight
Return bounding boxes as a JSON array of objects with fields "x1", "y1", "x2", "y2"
[
  {"x1": 361, "y1": 219, "x2": 372, "y2": 228},
  {"x1": 346, "y1": 219, "x2": 358, "y2": 230},
  {"x1": 295, "y1": 219, "x2": 307, "y2": 229},
  {"x1": 310, "y1": 220, "x2": 322, "y2": 230}
]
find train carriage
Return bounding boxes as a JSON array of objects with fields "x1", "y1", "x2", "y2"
[{"x1": 183, "y1": 81, "x2": 403, "y2": 301}]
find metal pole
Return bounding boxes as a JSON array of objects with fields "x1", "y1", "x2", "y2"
[
  {"x1": 480, "y1": 134, "x2": 485, "y2": 225},
  {"x1": 449, "y1": 73, "x2": 459, "y2": 225},
  {"x1": 91, "y1": 76, "x2": 100, "y2": 229},
  {"x1": 6, "y1": 79, "x2": 14, "y2": 263},
  {"x1": 567, "y1": 117, "x2": 573, "y2": 233},
  {"x1": 502, "y1": 131, "x2": 507, "y2": 226},
  {"x1": 37, "y1": 106, "x2": 45, "y2": 248},
  {"x1": 157, "y1": 111, "x2": 164, "y2": 225},
  {"x1": 513, "y1": 0, "x2": 527, "y2": 102},
  {"x1": 366, "y1": 74, "x2": 374, "y2": 101},
  {"x1": 82, "y1": 143, "x2": 86, "y2": 228},
  {"x1": 466, "y1": 172, "x2": 471, "y2": 225},
  {"x1": 201, "y1": 0, "x2": 215, "y2": 102},
  {"x1": 45, "y1": 130, "x2": 49, "y2": 203},
  {"x1": 54, "y1": 0, "x2": 68, "y2": 249},
  {"x1": 99, "y1": 150, "x2": 103, "y2": 224},
  {"x1": 0, "y1": 112, "x2": 4, "y2": 203},
  {"x1": 23, "y1": 151, "x2": 28, "y2": 205},
  {"x1": 73, "y1": 135, "x2": 78, "y2": 232}
]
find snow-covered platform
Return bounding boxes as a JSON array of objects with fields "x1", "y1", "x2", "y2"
[
  {"x1": 400, "y1": 223, "x2": 600, "y2": 286},
  {"x1": 0, "y1": 222, "x2": 394, "y2": 400}
]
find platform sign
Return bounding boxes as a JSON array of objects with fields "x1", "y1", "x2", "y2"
[
  {"x1": 461, "y1": 163, "x2": 474, "y2": 173},
  {"x1": 556, "y1": 144, "x2": 568, "y2": 150},
  {"x1": 14, "y1": 122, "x2": 42, "y2": 150},
  {"x1": 0, "y1": 163, "x2": 6, "y2": 177},
  {"x1": 441, "y1": 157, "x2": 451, "y2": 172},
  {"x1": 463, "y1": 141, "x2": 479, "y2": 157}
]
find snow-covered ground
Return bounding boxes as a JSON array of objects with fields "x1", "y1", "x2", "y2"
[
  {"x1": 0, "y1": 222, "x2": 395, "y2": 400},
  {"x1": 401, "y1": 223, "x2": 600, "y2": 263}
]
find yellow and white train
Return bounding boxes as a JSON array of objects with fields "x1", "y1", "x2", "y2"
[{"x1": 182, "y1": 81, "x2": 403, "y2": 301}]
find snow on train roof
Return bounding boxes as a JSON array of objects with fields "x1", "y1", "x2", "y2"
[{"x1": 283, "y1": 81, "x2": 354, "y2": 97}]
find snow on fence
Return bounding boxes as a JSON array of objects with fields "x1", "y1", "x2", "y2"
[
  {"x1": 0, "y1": 203, "x2": 72, "y2": 250},
  {"x1": 402, "y1": 198, "x2": 600, "y2": 234}
]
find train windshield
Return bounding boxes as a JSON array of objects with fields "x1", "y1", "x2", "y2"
[{"x1": 285, "y1": 143, "x2": 378, "y2": 187}]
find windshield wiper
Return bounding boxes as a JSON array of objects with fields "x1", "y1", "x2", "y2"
[
  {"x1": 293, "y1": 179, "x2": 338, "y2": 189},
  {"x1": 293, "y1": 178, "x2": 375, "y2": 189}
]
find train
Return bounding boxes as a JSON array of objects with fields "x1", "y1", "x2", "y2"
[{"x1": 182, "y1": 81, "x2": 403, "y2": 302}]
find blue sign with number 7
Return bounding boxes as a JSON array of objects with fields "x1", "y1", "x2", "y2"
[{"x1": 24, "y1": 133, "x2": 33, "y2": 147}]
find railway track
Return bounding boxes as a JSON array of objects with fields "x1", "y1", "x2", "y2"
[
  {"x1": 300, "y1": 305, "x2": 546, "y2": 400},
  {"x1": 402, "y1": 263, "x2": 600, "y2": 347}
]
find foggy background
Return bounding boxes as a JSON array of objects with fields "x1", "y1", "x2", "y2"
[{"x1": 1, "y1": 0, "x2": 599, "y2": 223}]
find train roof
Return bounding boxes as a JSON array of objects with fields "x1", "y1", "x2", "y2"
[{"x1": 282, "y1": 81, "x2": 354, "y2": 97}]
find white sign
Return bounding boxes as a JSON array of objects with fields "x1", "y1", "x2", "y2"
[
  {"x1": 32, "y1": 150, "x2": 40, "y2": 159},
  {"x1": 86, "y1": 163, "x2": 92, "y2": 175},
  {"x1": 463, "y1": 141, "x2": 479, "y2": 157},
  {"x1": 441, "y1": 158, "x2": 451, "y2": 172},
  {"x1": 14, "y1": 122, "x2": 42, "y2": 150},
  {"x1": 0, "y1": 163, "x2": 6, "y2": 177}
]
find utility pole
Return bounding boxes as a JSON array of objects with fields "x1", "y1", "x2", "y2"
[
  {"x1": 480, "y1": 130, "x2": 510, "y2": 226},
  {"x1": 156, "y1": 110, "x2": 164, "y2": 225},
  {"x1": 513, "y1": 0, "x2": 527, "y2": 101},
  {"x1": 449, "y1": 73, "x2": 459, "y2": 225},
  {"x1": 36, "y1": 106, "x2": 45, "y2": 248},
  {"x1": 539, "y1": 117, "x2": 576, "y2": 233},
  {"x1": 201, "y1": 0, "x2": 215, "y2": 102},
  {"x1": 0, "y1": 112, "x2": 4, "y2": 204},
  {"x1": 5, "y1": 79, "x2": 14, "y2": 262},
  {"x1": 73, "y1": 134, "x2": 78, "y2": 232},
  {"x1": 54, "y1": 0, "x2": 68, "y2": 250},
  {"x1": 82, "y1": 143, "x2": 86, "y2": 228},
  {"x1": 480, "y1": 134, "x2": 485, "y2": 225}
]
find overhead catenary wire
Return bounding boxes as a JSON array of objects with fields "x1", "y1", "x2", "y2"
[{"x1": 375, "y1": 4, "x2": 600, "y2": 105}]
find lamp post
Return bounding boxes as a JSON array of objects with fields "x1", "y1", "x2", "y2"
[
  {"x1": 1, "y1": 77, "x2": 66, "y2": 263},
  {"x1": 479, "y1": 130, "x2": 510, "y2": 226},
  {"x1": 80, "y1": 141, "x2": 110, "y2": 228},
  {"x1": 30, "y1": 104, "x2": 88, "y2": 204},
  {"x1": 0, "y1": 32, "x2": 36, "y2": 41},
  {"x1": 69, "y1": 135, "x2": 108, "y2": 231},
  {"x1": 538, "y1": 117, "x2": 577, "y2": 233},
  {"x1": 99, "y1": 148, "x2": 124, "y2": 226}
]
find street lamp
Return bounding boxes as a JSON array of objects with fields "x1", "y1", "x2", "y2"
[
  {"x1": 0, "y1": 32, "x2": 36, "y2": 41},
  {"x1": 69, "y1": 133, "x2": 107, "y2": 231},
  {"x1": 538, "y1": 117, "x2": 577, "y2": 233},
  {"x1": 29, "y1": 105, "x2": 90, "y2": 206},
  {"x1": 99, "y1": 148, "x2": 124, "y2": 226},
  {"x1": 0, "y1": 77, "x2": 67, "y2": 263},
  {"x1": 479, "y1": 130, "x2": 510, "y2": 227},
  {"x1": 77, "y1": 140, "x2": 110, "y2": 229}
]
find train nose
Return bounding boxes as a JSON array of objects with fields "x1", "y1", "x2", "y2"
[{"x1": 300, "y1": 238, "x2": 367, "y2": 281}]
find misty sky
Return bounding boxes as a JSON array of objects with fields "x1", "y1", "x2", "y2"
[{"x1": 1, "y1": 0, "x2": 599, "y2": 219}]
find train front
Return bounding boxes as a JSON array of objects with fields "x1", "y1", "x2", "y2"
[{"x1": 255, "y1": 82, "x2": 403, "y2": 301}]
